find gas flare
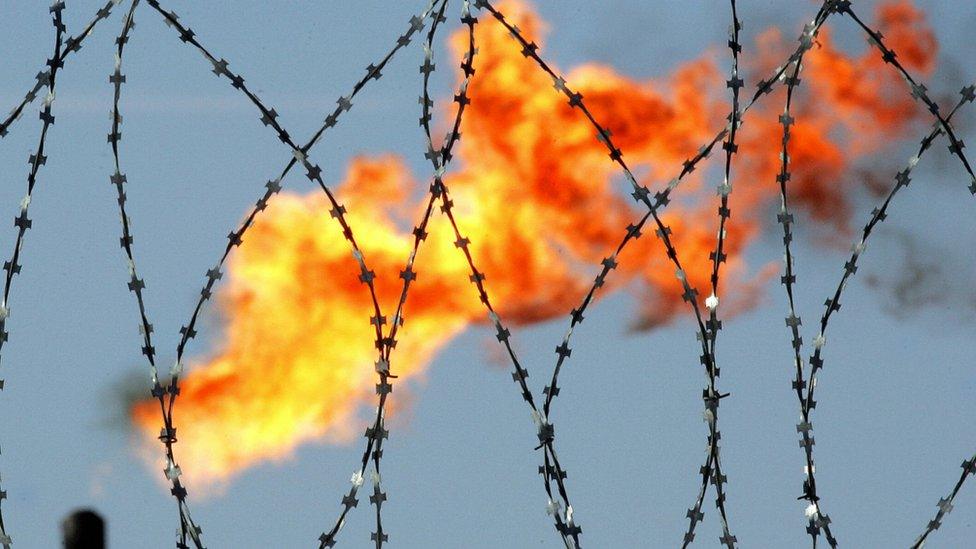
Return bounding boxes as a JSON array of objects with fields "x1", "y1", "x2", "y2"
[{"x1": 131, "y1": 0, "x2": 936, "y2": 486}]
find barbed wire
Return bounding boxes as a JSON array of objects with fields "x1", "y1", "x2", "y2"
[
  {"x1": 779, "y1": 74, "x2": 976, "y2": 549},
  {"x1": 0, "y1": 2, "x2": 68, "y2": 547},
  {"x1": 0, "y1": 0, "x2": 971, "y2": 546},
  {"x1": 911, "y1": 451, "x2": 976, "y2": 548},
  {"x1": 473, "y1": 1, "x2": 841, "y2": 546},
  {"x1": 778, "y1": 3, "x2": 976, "y2": 547},
  {"x1": 115, "y1": 1, "x2": 446, "y2": 547},
  {"x1": 315, "y1": 1, "x2": 469, "y2": 546},
  {"x1": 842, "y1": 3, "x2": 976, "y2": 191},
  {"x1": 0, "y1": 0, "x2": 120, "y2": 140},
  {"x1": 475, "y1": 1, "x2": 975, "y2": 547},
  {"x1": 682, "y1": 1, "x2": 743, "y2": 545},
  {"x1": 773, "y1": 4, "x2": 842, "y2": 548},
  {"x1": 108, "y1": 1, "x2": 208, "y2": 546}
]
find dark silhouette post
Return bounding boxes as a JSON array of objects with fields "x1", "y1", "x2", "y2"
[{"x1": 61, "y1": 509, "x2": 105, "y2": 549}]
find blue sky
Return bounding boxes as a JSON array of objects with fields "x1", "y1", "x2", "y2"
[{"x1": 0, "y1": 0, "x2": 974, "y2": 547}]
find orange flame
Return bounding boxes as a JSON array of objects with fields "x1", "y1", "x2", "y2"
[{"x1": 132, "y1": 0, "x2": 936, "y2": 486}]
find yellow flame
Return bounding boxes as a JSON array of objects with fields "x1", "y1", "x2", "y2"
[{"x1": 132, "y1": 0, "x2": 936, "y2": 487}]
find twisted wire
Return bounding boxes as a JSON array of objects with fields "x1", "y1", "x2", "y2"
[
  {"x1": 795, "y1": 83, "x2": 974, "y2": 547},
  {"x1": 772, "y1": 6, "x2": 841, "y2": 549},
  {"x1": 107, "y1": 1, "x2": 208, "y2": 546},
  {"x1": 473, "y1": 1, "x2": 838, "y2": 545},
  {"x1": 911, "y1": 451, "x2": 976, "y2": 548},
  {"x1": 322, "y1": 2, "x2": 459, "y2": 546},
  {"x1": 776, "y1": 3, "x2": 976, "y2": 545},
  {"x1": 679, "y1": 2, "x2": 745, "y2": 546},
  {"x1": 0, "y1": 1, "x2": 971, "y2": 546},
  {"x1": 427, "y1": 3, "x2": 590, "y2": 547},
  {"x1": 0, "y1": 2, "x2": 66, "y2": 546},
  {"x1": 0, "y1": 1, "x2": 122, "y2": 140},
  {"x1": 107, "y1": 0, "x2": 443, "y2": 545},
  {"x1": 840, "y1": 3, "x2": 976, "y2": 194},
  {"x1": 322, "y1": 2, "x2": 482, "y2": 546}
]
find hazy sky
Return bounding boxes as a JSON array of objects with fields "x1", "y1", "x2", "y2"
[{"x1": 0, "y1": 1, "x2": 974, "y2": 547}]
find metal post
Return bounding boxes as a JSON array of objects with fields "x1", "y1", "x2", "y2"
[{"x1": 61, "y1": 509, "x2": 105, "y2": 549}]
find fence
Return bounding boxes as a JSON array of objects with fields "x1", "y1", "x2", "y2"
[{"x1": 0, "y1": 0, "x2": 973, "y2": 547}]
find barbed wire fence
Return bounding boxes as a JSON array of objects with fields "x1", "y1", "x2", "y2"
[{"x1": 0, "y1": 0, "x2": 972, "y2": 547}]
